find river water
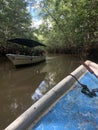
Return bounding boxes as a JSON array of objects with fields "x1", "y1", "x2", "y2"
[{"x1": 0, "y1": 54, "x2": 80, "y2": 129}]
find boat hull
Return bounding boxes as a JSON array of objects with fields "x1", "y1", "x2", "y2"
[
  {"x1": 6, "y1": 54, "x2": 46, "y2": 67},
  {"x1": 32, "y1": 71, "x2": 98, "y2": 130}
]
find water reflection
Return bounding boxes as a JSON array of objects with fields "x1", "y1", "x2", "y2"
[
  {"x1": 31, "y1": 54, "x2": 80, "y2": 102},
  {"x1": 0, "y1": 54, "x2": 80, "y2": 129},
  {"x1": 32, "y1": 73, "x2": 56, "y2": 101},
  {"x1": 0, "y1": 58, "x2": 46, "y2": 129}
]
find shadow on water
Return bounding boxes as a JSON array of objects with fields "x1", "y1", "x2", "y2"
[{"x1": 0, "y1": 54, "x2": 80, "y2": 129}]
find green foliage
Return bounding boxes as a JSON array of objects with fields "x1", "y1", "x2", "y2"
[
  {"x1": 0, "y1": 0, "x2": 33, "y2": 44},
  {"x1": 36, "y1": 0, "x2": 98, "y2": 51},
  {"x1": 0, "y1": 0, "x2": 98, "y2": 54}
]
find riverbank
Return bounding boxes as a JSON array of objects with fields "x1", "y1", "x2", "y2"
[
  {"x1": 0, "y1": 44, "x2": 45, "y2": 57},
  {"x1": 0, "y1": 44, "x2": 98, "y2": 61}
]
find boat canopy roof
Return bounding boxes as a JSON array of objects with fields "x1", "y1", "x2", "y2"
[{"x1": 8, "y1": 38, "x2": 46, "y2": 47}]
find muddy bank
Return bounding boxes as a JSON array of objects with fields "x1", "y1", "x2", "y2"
[
  {"x1": 0, "y1": 45, "x2": 44, "y2": 57},
  {"x1": 0, "y1": 44, "x2": 98, "y2": 61}
]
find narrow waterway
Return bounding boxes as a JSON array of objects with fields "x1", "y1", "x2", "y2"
[{"x1": 0, "y1": 54, "x2": 80, "y2": 129}]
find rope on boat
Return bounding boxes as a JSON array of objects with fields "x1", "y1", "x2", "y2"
[{"x1": 69, "y1": 74, "x2": 97, "y2": 98}]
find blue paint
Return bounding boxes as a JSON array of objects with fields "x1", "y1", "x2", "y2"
[{"x1": 32, "y1": 72, "x2": 98, "y2": 130}]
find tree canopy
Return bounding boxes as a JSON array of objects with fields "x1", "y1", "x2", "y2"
[
  {"x1": 36, "y1": 0, "x2": 98, "y2": 52},
  {"x1": 0, "y1": 0, "x2": 98, "y2": 55},
  {"x1": 0, "y1": 0, "x2": 34, "y2": 44}
]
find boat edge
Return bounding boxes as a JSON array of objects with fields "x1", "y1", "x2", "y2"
[{"x1": 5, "y1": 60, "x2": 98, "y2": 130}]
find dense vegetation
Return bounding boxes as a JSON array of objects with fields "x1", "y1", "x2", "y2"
[
  {"x1": 0, "y1": 0, "x2": 98, "y2": 59},
  {"x1": 37, "y1": 0, "x2": 98, "y2": 58},
  {"x1": 0, "y1": 0, "x2": 39, "y2": 55}
]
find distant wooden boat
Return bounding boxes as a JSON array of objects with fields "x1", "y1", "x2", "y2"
[
  {"x1": 6, "y1": 38, "x2": 46, "y2": 67},
  {"x1": 6, "y1": 54, "x2": 46, "y2": 67},
  {"x1": 5, "y1": 60, "x2": 98, "y2": 130}
]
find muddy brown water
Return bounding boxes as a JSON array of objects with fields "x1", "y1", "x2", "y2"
[{"x1": 0, "y1": 54, "x2": 80, "y2": 129}]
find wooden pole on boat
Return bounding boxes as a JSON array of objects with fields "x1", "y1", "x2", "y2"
[{"x1": 82, "y1": 62, "x2": 98, "y2": 79}]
